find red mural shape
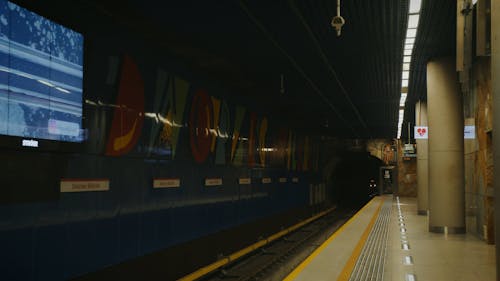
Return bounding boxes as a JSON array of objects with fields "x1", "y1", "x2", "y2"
[
  {"x1": 189, "y1": 89, "x2": 213, "y2": 163},
  {"x1": 105, "y1": 55, "x2": 145, "y2": 156}
]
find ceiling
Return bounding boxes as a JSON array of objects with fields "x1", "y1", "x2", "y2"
[{"x1": 17, "y1": 0, "x2": 457, "y2": 139}]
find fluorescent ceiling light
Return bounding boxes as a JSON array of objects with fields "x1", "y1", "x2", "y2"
[
  {"x1": 406, "y1": 28, "x2": 417, "y2": 38},
  {"x1": 403, "y1": 63, "x2": 410, "y2": 71},
  {"x1": 402, "y1": 71, "x2": 409, "y2": 79},
  {"x1": 404, "y1": 44, "x2": 414, "y2": 50},
  {"x1": 408, "y1": 14, "x2": 420, "y2": 28},
  {"x1": 405, "y1": 38, "x2": 415, "y2": 45},
  {"x1": 403, "y1": 56, "x2": 411, "y2": 63},
  {"x1": 400, "y1": 94, "x2": 407, "y2": 106},
  {"x1": 409, "y1": 0, "x2": 422, "y2": 14},
  {"x1": 404, "y1": 49, "x2": 412, "y2": 56},
  {"x1": 402, "y1": 79, "x2": 409, "y2": 87}
]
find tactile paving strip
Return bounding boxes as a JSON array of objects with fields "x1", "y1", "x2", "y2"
[{"x1": 348, "y1": 197, "x2": 392, "y2": 281}]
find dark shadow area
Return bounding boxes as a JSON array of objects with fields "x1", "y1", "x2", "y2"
[
  {"x1": 332, "y1": 151, "x2": 383, "y2": 208},
  {"x1": 72, "y1": 205, "x2": 321, "y2": 281}
]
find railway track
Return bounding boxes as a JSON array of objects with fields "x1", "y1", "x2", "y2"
[{"x1": 201, "y1": 207, "x2": 357, "y2": 281}]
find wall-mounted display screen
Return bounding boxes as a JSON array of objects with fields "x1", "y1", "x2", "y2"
[{"x1": 0, "y1": 0, "x2": 84, "y2": 142}]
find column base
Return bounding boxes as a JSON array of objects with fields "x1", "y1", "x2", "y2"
[
  {"x1": 429, "y1": 226, "x2": 465, "y2": 234},
  {"x1": 417, "y1": 210, "x2": 428, "y2": 216}
]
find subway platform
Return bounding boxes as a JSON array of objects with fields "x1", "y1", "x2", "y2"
[{"x1": 283, "y1": 195, "x2": 495, "y2": 281}]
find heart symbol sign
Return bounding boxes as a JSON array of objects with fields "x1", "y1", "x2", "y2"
[{"x1": 417, "y1": 128, "x2": 426, "y2": 136}]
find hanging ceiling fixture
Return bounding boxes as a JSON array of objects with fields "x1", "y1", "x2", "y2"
[{"x1": 331, "y1": 0, "x2": 345, "y2": 36}]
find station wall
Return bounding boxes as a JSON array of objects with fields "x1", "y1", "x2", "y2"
[
  {"x1": 0, "y1": 7, "x2": 329, "y2": 280},
  {"x1": 463, "y1": 57, "x2": 494, "y2": 243}
]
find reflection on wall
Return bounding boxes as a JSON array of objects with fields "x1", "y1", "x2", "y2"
[
  {"x1": 95, "y1": 54, "x2": 317, "y2": 170},
  {"x1": 366, "y1": 139, "x2": 394, "y2": 163}
]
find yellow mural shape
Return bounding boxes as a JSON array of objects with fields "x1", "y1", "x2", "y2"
[{"x1": 113, "y1": 118, "x2": 138, "y2": 151}]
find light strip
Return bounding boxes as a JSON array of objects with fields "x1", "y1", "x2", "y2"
[
  {"x1": 397, "y1": 0, "x2": 422, "y2": 139},
  {"x1": 405, "y1": 38, "x2": 415, "y2": 45},
  {"x1": 409, "y1": 0, "x2": 422, "y2": 13},
  {"x1": 400, "y1": 94, "x2": 407, "y2": 106},
  {"x1": 408, "y1": 14, "x2": 420, "y2": 28},
  {"x1": 406, "y1": 28, "x2": 417, "y2": 38}
]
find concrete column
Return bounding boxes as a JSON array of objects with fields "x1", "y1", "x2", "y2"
[
  {"x1": 491, "y1": 0, "x2": 500, "y2": 277},
  {"x1": 415, "y1": 101, "x2": 428, "y2": 215},
  {"x1": 427, "y1": 57, "x2": 465, "y2": 234}
]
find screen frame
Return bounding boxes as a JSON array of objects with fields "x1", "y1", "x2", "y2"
[{"x1": 0, "y1": 0, "x2": 87, "y2": 153}]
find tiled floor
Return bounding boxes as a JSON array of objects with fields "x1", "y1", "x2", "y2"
[{"x1": 385, "y1": 197, "x2": 495, "y2": 281}]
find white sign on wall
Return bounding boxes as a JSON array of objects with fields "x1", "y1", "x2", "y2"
[
  {"x1": 205, "y1": 178, "x2": 223, "y2": 187},
  {"x1": 464, "y1": 125, "x2": 476, "y2": 139},
  {"x1": 153, "y1": 178, "x2": 181, "y2": 188},
  {"x1": 60, "y1": 179, "x2": 109, "y2": 193},
  {"x1": 414, "y1": 126, "x2": 428, "y2": 139}
]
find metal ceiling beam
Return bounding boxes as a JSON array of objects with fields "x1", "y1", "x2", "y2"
[
  {"x1": 288, "y1": 0, "x2": 371, "y2": 138},
  {"x1": 238, "y1": 0, "x2": 361, "y2": 137}
]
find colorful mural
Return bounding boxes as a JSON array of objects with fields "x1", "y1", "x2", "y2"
[{"x1": 98, "y1": 54, "x2": 317, "y2": 171}]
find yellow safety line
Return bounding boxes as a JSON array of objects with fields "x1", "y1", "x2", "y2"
[
  {"x1": 177, "y1": 207, "x2": 336, "y2": 281},
  {"x1": 283, "y1": 197, "x2": 381, "y2": 281},
  {"x1": 336, "y1": 198, "x2": 383, "y2": 281}
]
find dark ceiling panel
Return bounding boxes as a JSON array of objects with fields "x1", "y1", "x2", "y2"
[{"x1": 15, "y1": 0, "x2": 456, "y2": 139}]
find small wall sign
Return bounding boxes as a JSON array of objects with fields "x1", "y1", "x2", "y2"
[
  {"x1": 238, "y1": 178, "x2": 251, "y2": 185},
  {"x1": 262, "y1": 178, "x2": 272, "y2": 184},
  {"x1": 205, "y1": 178, "x2": 223, "y2": 186},
  {"x1": 153, "y1": 178, "x2": 181, "y2": 188},
  {"x1": 60, "y1": 179, "x2": 109, "y2": 193}
]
